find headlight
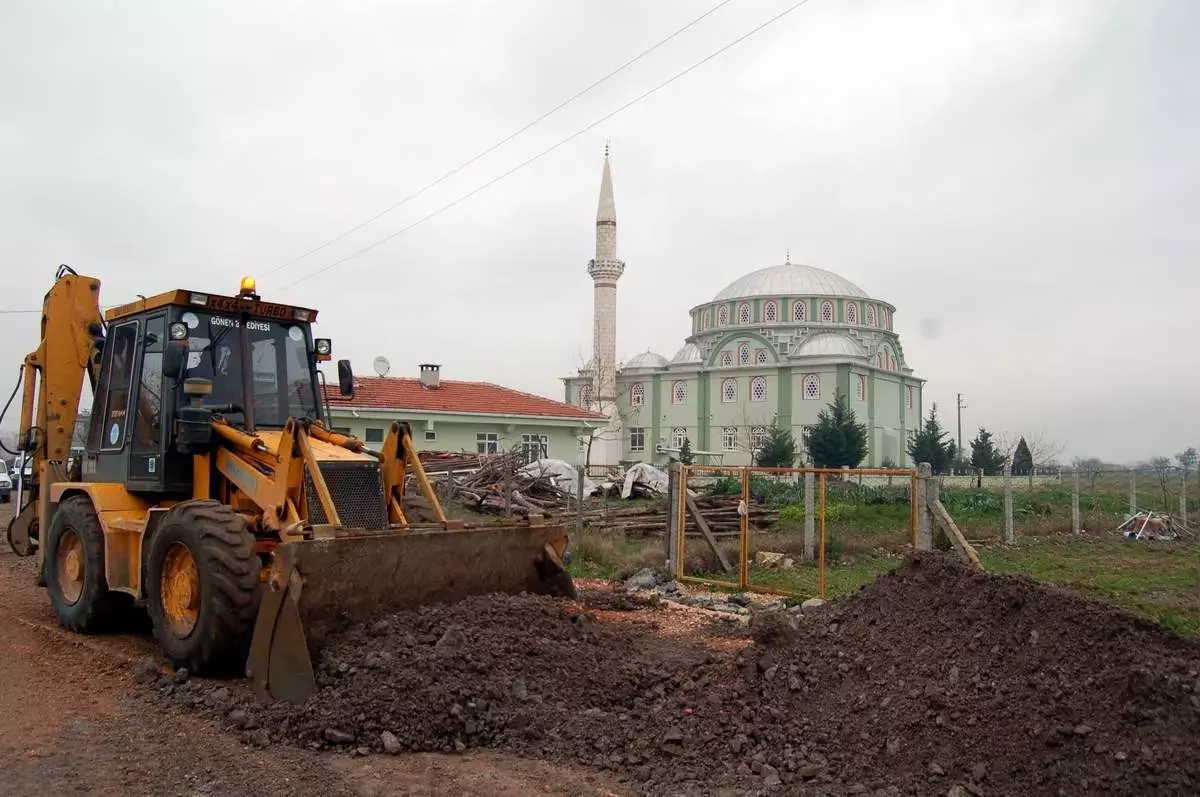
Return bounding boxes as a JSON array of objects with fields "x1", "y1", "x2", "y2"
[
  {"x1": 293, "y1": 309, "x2": 312, "y2": 322},
  {"x1": 188, "y1": 293, "x2": 209, "y2": 306},
  {"x1": 169, "y1": 322, "x2": 188, "y2": 340},
  {"x1": 314, "y1": 338, "x2": 332, "y2": 356}
]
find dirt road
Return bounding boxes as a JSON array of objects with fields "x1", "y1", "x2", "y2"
[{"x1": 0, "y1": 504, "x2": 625, "y2": 797}]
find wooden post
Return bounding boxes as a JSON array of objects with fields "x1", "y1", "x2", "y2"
[
  {"x1": 804, "y1": 470, "x2": 816, "y2": 561},
  {"x1": 575, "y1": 467, "x2": 586, "y2": 540},
  {"x1": 818, "y1": 472, "x2": 827, "y2": 598},
  {"x1": 916, "y1": 462, "x2": 933, "y2": 550},
  {"x1": 1004, "y1": 462, "x2": 1014, "y2": 544},
  {"x1": 1181, "y1": 472, "x2": 1188, "y2": 528},
  {"x1": 739, "y1": 468, "x2": 750, "y2": 589},
  {"x1": 665, "y1": 462, "x2": 679, "y2": 573},
  {"x1": 1129, "y1": 469, "x2": 1137, "y2": 515},
  {"x1": 1071, "y1": 470, "x2": 1081, "y2": 534}
]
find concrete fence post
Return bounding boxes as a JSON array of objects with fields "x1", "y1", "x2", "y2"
[
  {"x1": 1181, "y1": 473, "x2": 1189, "y2": 528},
  {"x1": 1129, "y1": 469, "x2": 1137, "y2": 515},
  {"x1": 916, "y1": 462, "x2": 933, "y2": 550},
  {"x1": 1072, "y1": 470, "x2": 1081, "y2": 534},
  {"x1": 804, "y1": 470, "x2": 816, "y2": 561},
  {"x1": 1004, "y1": 462, "x2": 1015, "y2": 544},
  {"x1": 665, "y1": 462, "x2": 680, "y2": 574},
  {"x1": 575, "y1": 466, "x2": 586, "y2": 542}
]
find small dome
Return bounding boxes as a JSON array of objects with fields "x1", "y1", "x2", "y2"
[
  {"x1": 623, "y1": 350, "x2": 669, "y2": 369},
  {"x1": 713, "y1": 263, "x2": 868, "y2": 301},
  {"x1": 794, "y1": 334, "x2": 866, "y2": 359},
  {"x1": 670, "y1": 343, "x2": 702, "y2": 365}
]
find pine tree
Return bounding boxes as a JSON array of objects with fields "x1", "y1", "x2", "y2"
[
  {"x1": 756, "y1": 422, "x2": 797, "y2": 468},
  {"x1": 678, "y1": 437, "x2": 695, "y2": 465},
  {"x1": 1011, "y1": 437, "x2": 1033, "y2": 476},
  {"x1": 906, "y1": 403, "x2": 954, "y2": 474},
  {"x1": 803, "y1": 392, "x2": 868, "y2": 468},
  {"x1": 969, "y1": 427, "x2": 1005, "y2": 475}
]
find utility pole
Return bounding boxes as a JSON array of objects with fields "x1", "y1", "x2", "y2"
[{"x1": 956, "y1": 393, "x2": 967, "y2": 457}]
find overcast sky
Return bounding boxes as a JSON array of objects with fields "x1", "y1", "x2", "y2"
[{"x1": 1, "y1": 0, "x2": 1196, "y2": 464}]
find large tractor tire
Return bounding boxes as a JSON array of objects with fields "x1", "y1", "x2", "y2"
[
  {"x1": 146, "y1": 500, "x2": 261, "y2": 675},
  {"x1": 44, "y1": 495, "x2": 116, "y2": 632}
]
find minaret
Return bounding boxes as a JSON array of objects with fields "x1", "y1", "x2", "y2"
[{"x1": 587, "y1": 145, "x2": 625, "y2": 465}]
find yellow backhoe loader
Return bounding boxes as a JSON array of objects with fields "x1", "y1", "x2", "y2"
[{"x1": 6, "y1": 266, "x2": 575, "y2": 702}]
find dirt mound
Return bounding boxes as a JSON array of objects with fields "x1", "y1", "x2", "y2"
[{"x1": 151, "y1": 555, "x2": 1200, "y2": 795}]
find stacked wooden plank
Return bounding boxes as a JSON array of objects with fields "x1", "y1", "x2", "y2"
[{"x1": 578, "y1": 495, "x2": 778, "y2": 537}]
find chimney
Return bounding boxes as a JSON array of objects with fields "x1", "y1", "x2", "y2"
[{"x1": 418, "y1": 363, "x2": 441, "y2": 389}]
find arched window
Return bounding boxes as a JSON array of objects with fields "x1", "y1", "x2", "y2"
[
  {"x1": 764, "y1": 300, "x2": 778, "y2": 323},
  {"x1": 846, "y1": 302, "x2": 858, "y2": 325},
  {"x1": 802, "y1": 374, "x2": 820, "y2": 400},
  {"x1": 718, "y1": 306, "x2": 729, "y2": 326},
  {"x1": 750, "y1": 426, "x2": 768, "y2": 453},
  {"x1": 737, "y1": 342, "x2": 750, "y2": 365},
  {"x1": 750, "y1": 376, "x2": 767, "y2": 402},
  {"x1": 722, "y1": 426, "x2": 738, "y2": 451},
  {"x1": 821, "y1": 301, "x2": 834, "y2": 323},
  {"x1": 737, "y1": 303, "x2": 751, "y2": 325},
  {"x1": 855, "y1": 374, "x2": 866, "y2": 401},
  {"x1": 792, "y1": 301, "x2": 806, "y2": 322},
  {"x1": 702, "y1": 309, "x2": 711, "y2": 329},
  {"x1": 672, "y1": 427, "x2": 688, "y2": 448},
  {"x1": 721, "y1": 378, "x2": 738, "y2": 403},
  {"x1": 579, "y1": 384, "x2": 593, "y2": 408},
  {"x1": 630, "y1": 383, "x2": 645, "y2": 406},
  {"x1": 720, "y1": 351, "x2": 733, "y2": 367},
  {"x1": 755, "y1": 348, "x2": 768, "y2": 365},
  {"x1": 671, "y1": 380, "x2": 687, "y2": 405},
  {"x1": 865, "y1": 305, "x2": 877, "y2": 327}
]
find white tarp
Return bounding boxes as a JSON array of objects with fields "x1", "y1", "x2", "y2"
[
  {"x1": 518, "y1": 459, "x2": 598, "y2": 497},
  {"x1": 620, "y1": 462, "x2": 670, "y2": 499}
]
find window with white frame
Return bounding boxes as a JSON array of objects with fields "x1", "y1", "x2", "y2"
[
  {"x1": 476, "y1": 433, "x2": 499, "y2": 454},
  {"x1": 737, "y1": 303, "x2": 751, "y2": 325},
  {"x1": 855, "y1": 374, "x2": 866, "y2": 401},
  {"x1": 802, "y1": 374, "x2": 820, "y2": 400},
  {"x1": 718, "y1": 305, "x2": 728, "y2": 326},
  {"x1": 720, "y1": 351, "x2": 733, "y2": 367},
  {"x1": 750, "y1": 426, "x2": 768, "y2": 453},
  {"x1": 424, "y1": 430, "x2": 437, "y2": 442},
  {"x1": 365, "y1": 427, "x2": 384, "y2": 443},
  {"x1": 737, "y1": 342, "x2": 750, "y2": 365},
  {"x1": 764, "y1": 300, "x2": 778, "y2": 322},
  {"x1": 579, "y1": 384, "x2": 593, "y2": 408},
  {"x1": 702, "y1": 309, "x2": 711, "y2": 328},
  {"x1": 750, "y1": 376, "x2": 767, "y2": 402},
  {"x1": 721, "y1": 378, "x2": 737, "y2": 403},
  {"x1": 671, "y1": 426, "x2": 687, "y2": 449},
  {"x1": 519, "y1": 433, "x2": 548, "y2": 462},
  {"x1": 755, "y1": 348, "x2": 768, "y2": 365},
  {"x1": 865, "y1": 304, "x2": 877, "y2": 327},
  {"x1": 792, "y1": 301, "x2": 806, "y2": 322},
  {"x1": 846, "y1": 302, "x2": 858, "y2": 325},
  {"x1": 630, "y1": 382, "x2": 645, "y2": 406},
  {"x1": 906, "y1": 385, "x2": 914, "y2": 409},
  {"x1": 821, "y1": 301, "x2": 834, "y2": 323},
  {"x1": 671, "y1": 380, "x2": 687, "y2": 405},
  {"x1": 629, "y1": 427, "x2": 645, "y2": 452},
  {"x1": 722, "y1": 426, "x2": 738, "y2": 451}
]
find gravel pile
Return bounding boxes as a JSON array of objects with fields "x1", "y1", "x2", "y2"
[{"x1": 152, "y1": 554, "x2": 1200, "y2": 795}]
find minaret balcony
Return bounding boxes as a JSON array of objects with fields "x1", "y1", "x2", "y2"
[{"x1": 588, "y1": 258, "x2": 625, "y2": 281}]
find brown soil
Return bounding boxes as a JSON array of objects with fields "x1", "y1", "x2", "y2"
[{"x1": 152, "y1": 552, "x2": 1200, "y2": 795}]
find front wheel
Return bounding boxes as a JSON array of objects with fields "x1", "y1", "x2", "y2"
[{"x1": 146, "y1": 500, "x2": 262, "y2": 674}]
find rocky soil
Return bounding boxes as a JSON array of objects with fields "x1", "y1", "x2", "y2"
[{"x1": 152, "y1": 553, "x2": 1200, "y2": 795}]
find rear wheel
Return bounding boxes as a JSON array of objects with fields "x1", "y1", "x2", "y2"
[
  {"x1": 44, "y1": 496, "x2": 115, "y2": 632},
  {"x1": 146, "y1": 500, "x2": 261, "y2": 674}
]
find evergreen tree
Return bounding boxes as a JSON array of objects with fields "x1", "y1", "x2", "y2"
[
  {"x1": 1011, "y1": 437, "x2": 1033, "y2": 476},
  {"x1": 756, "y1": 422, "x2": 797, "y2": 468},
  {"x1": 969, "y1": 427, "x2": 1005, "y2": 475},
  {"x1": 677, "y1": 437, "x2": 695, "y2": 465},
  {"x1": 906, "y1": 403, "x2": 954, "y2": 474},
  {"x1": 803, "y1": 392, "x2": 868, "y2": 468}
]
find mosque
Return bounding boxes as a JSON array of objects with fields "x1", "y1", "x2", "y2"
[{"x1": 563, "y1": 151, "x2": 925, "y2": 468}]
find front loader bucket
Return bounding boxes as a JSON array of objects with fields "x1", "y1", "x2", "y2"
[{"x1": 246, "y1": 522, "x2": 575, "y2": 703}]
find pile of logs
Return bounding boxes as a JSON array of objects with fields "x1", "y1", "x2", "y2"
[
  {"x1": 580, "y1": 495, "x2": 778, "y2": 537},
  {"x1": 424, "y1": 452, "x2": 576, "y2": 518}
]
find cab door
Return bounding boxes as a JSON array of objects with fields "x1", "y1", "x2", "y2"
[{"x1": 127, "y1": 314, "x2": 167, "y2": 490}]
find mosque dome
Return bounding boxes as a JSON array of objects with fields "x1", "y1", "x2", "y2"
[
  {"x1": 794, "y1": 333, "x2": 867, "y2": 359},
  {"x1": 623, "y1": 350, "x2": 669, "y2": 369},
  {"x1": 670, "y1": 342, "x2": 702, "y2": 365},
  {"x1": 712, "y1": 263, "x2": 869, "y2": 301}
]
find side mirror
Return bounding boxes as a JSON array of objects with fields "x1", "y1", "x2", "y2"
[
  {"x1": 164, "y1": 340, "x2": 188, "y2": 379},
  {"x1": 337, "y1": 359, "x2": 355, "y2": 397}
]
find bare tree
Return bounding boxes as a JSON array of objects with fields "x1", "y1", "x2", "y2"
[
  {"x1": 1149, "y1": 456, "x2": 1174, "y2": 511},
  {"x1": 995, "y1": 429, "x2": 1065, "y2": 471},
  {"x1": 572, "y1": 357, "x2": 625, "y2": 476}
]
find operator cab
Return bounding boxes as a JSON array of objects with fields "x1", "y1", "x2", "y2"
[{"x1": 83, "y1": 277, "x2": 347, "y2": 494}]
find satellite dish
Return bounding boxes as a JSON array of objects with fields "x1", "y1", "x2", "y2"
[{"x1": 372, "y1": 355, "x2": 391, "y2": 377}]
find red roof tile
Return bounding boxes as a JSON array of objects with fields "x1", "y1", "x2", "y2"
[{"x1": 324, "y1": 376, "x2": 605, "y2": 421}]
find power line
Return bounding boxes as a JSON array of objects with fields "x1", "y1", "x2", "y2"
[
  {"x1": 264, "y1": 0, "x2": 741, "y2": 277},
  {"x1": 278, "y1": 0, "x2": 816, "y2": 292}
]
